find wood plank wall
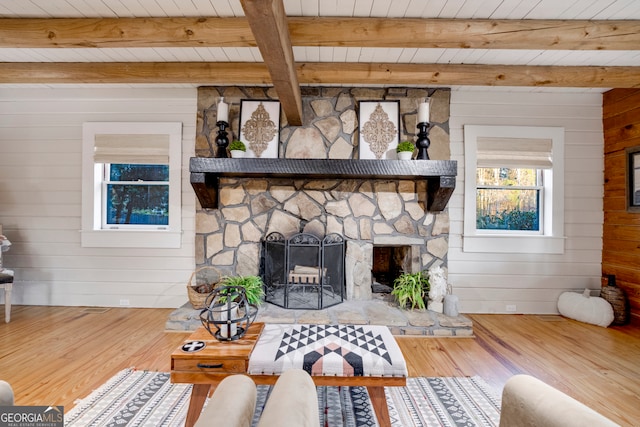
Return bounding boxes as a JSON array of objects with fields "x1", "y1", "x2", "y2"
[{"x1": 602, "y1": 88, "x2": 640, "y2": 322}]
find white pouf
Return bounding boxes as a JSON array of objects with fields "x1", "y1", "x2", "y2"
[{"x1": 557, "y1": 289, "x2": 614, "y2": 327}]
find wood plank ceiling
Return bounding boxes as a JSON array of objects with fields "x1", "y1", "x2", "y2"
[{"x1": 1, "y1": 0, "x2": 640, "y2": 123}]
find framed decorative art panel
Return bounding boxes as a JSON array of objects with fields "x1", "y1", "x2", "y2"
[
  {"x1": 627, "y1": 145, "x2": 640, "y2": 212},
  {"x1": 239, "y1": 100, "x2": 281, "y2": 158},
  {"x1": 358, "y1": 101, "x2": 400, "y2": 160}
]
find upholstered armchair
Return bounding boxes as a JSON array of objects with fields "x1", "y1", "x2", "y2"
[{"x1": 194, "y1": 369, "x2": 319, "y2": 427}]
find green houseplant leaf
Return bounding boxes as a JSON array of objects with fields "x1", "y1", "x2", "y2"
[
  {"x1": 217, "y1": 275, "x2": 264, "y2": 305},
  {"x1": 391, "y1": 271, "x2": 430, "y2": 310}
]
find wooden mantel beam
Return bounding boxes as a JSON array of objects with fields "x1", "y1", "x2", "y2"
[
  {"x1": 1, "y1": 17, "x2": 639, "y2": 51},
  {"x1": 0, "y1": 62, "x2": 638, "y2": 88},
  {"x1": 239, "y1": 0, "x2": 302, "y2": 126}
]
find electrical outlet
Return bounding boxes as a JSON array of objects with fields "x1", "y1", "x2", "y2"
[
  {"x1": 119, "y1": 299, "x2": 130, "y2": 306},
  {"x1": 506, "y1": 304, "x2": 517, "y2": 312}
]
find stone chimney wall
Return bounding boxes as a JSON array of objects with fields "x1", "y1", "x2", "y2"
[{"x1": 195, "y1": 86, "x2": 451, "y2": 300}]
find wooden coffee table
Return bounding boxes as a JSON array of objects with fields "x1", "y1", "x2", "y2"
[
  {"x1": 171, "y1": 322, "x2": 264, "y2": 427},
  {"x1": 171, "y1": 322, "x2": 405, "y2": 427}
]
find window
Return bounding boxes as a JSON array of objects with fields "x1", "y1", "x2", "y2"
[
  {"x1": 463, "y1": 125, "x2": 565, "y2": 254},
  {"x1": 103, "y1": 164, "x2": 169, "y2": 228},
  {"x1": 82, "y1": 122, "x2": 182, "y2": 248},
  {"x1": 476, "y1": 167, "x2": 542, "y2": 233}
]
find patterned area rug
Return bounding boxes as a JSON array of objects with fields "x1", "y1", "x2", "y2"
[
  {"x1": 387, "y1": 377, "x2": 501, "y2": 427},
  {"x1": 65, "y1": 369, "x2": 192, "y2": 426},
  {"x1": 66, "y1": 369, "x2": 501, "y2": 427},
  {"x1": 253, "y1": 383, "x2": 378, "y2": 427}
]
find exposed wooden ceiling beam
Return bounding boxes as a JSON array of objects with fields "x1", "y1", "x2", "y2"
[
  {"x1": 0, "y1": 63, "x2": 272, "y2": 84},
  {"x1": 0, "y1": 17, "x2": 255, "y2": 48},
  {"x1": 1, "y1": 62, "x2": 638, "y2": 88},
  {"x1": 240, "y1": 0, "x2": 302, "y2": 126},
  {"x1": 289, "y1": 18, "x2": 640, "y2": 50},
  {"x1": 1, "y1": 17, "x2": 639, "y2": 50},
  {"x1": 298, "y1": 63, "x2": 640, "y2": 88}
]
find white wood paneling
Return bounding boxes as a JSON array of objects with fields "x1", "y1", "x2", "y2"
[
  {"x1": 448, "y1": 90, "x2": 604, "y2": 314},
  {"x1": 0, "y1": 85, "x2": 608, "y2": 314},
  {"x1": 0, "y1": 87, "x2": 197, "y2": 308}
]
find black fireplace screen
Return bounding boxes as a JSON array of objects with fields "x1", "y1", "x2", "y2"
[{"x1": 262, "y1": 232, "x2": 345, "y2": 309}]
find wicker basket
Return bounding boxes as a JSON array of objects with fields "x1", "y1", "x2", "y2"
[{"x1": 187, "y1": 266, "x2": 223, "y2": 309}]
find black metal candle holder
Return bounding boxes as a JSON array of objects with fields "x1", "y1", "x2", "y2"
[
  {"x1": 415, "y1": 122, "x2": 430, "y2": 160},
  {"x1": 199, "y1": 285, "x2": 258, "y2": 341},
  {"x1": 215, "y1": 121, "x2": 229, "y2": 158}
]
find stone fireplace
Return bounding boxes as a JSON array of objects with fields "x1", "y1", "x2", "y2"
[{"x1": 194, "y1": 86, "x2": 452, "y2": 301}]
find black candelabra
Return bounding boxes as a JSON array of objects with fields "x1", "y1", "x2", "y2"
[
  {"x1": 415, "y1": 122, "x2": 430, "y2": 160},
  {"x1": 215, "y1": 121, "x2": 229, "y2": 158}
]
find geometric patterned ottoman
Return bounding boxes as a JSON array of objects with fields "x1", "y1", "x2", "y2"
[{"x1": 248, "y1": 323, "x2": 407, "y2": 378}]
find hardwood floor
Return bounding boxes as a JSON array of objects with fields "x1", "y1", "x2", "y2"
[{"x1": 1, "y1": 306, "x2": 638, "y2": 425}]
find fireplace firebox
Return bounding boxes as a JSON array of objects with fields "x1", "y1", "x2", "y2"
[
  {"x1": 262, "y1": 232, "x2": 345, "y2": 310},
  {"x1": 372, "y1": 245, "x2": 411, "y2": 292}
]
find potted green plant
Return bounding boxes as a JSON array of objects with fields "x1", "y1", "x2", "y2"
[
  {"x1": 207, "y1": 275, "x2": 264, "y2": 339},
  {"x1": 218, "y1": 275, "x2": 264, "y2": 306},
  {"x1": 228, "y1": 140, "x2": 247, "y2": 158},
  {"x1": 391, "y1": 270, "x2": 430, "y2": 310},
  {"x1": 396, "y1": 141, "x2": 415, "y2": 160}
]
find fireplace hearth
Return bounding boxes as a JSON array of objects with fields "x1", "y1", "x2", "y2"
[{"x1": 262, "y1": 232, "x2": 345, "y2": 310}]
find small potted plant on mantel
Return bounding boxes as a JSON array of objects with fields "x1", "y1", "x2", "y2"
[
  {"x1": 228, "y1": 140, "x2": 246, "y2": 158},
  {"x1": 396, "y1": 141, "x2": 415, "y2": 160}
]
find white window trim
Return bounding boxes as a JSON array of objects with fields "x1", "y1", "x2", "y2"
[
  {"x1": 463, "y1": 125, "x2": 565, "y2": 254},
  {"x1": 81, "y1": 122, "x2": 183, "y2": 248}
]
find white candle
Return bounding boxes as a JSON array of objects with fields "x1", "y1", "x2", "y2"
[
  {"x1": 220, "y1": 319, "x2": 237, "y2": 339},
  {"x1": 219, "y1": 303, "x2": 238, "y2": 339},
  {"x1": 217, "y1": 97, "x2": 229, "y2": 123},
  {"x1": 418, "y1": 100, "x2": 430, "y2": 123}
]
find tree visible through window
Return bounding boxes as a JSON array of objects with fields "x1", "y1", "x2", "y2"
[
  {"x1": 476, "y1": 167, "x2": 541, "y2": 232},
  {"x1": 104, "y1": 164, "x2": 169, "y2": 226}
]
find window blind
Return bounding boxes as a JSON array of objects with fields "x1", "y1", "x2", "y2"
[
  {"x1": 477, "y1": 137, "x2": 552, "y2": 169},
  {"x1": 94, "y1": 134, "x2": 170, "y2": 164}
]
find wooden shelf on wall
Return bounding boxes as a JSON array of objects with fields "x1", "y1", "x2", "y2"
[{"x1": 190, "y1": 157, "x2": 457, "y2": 211}]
